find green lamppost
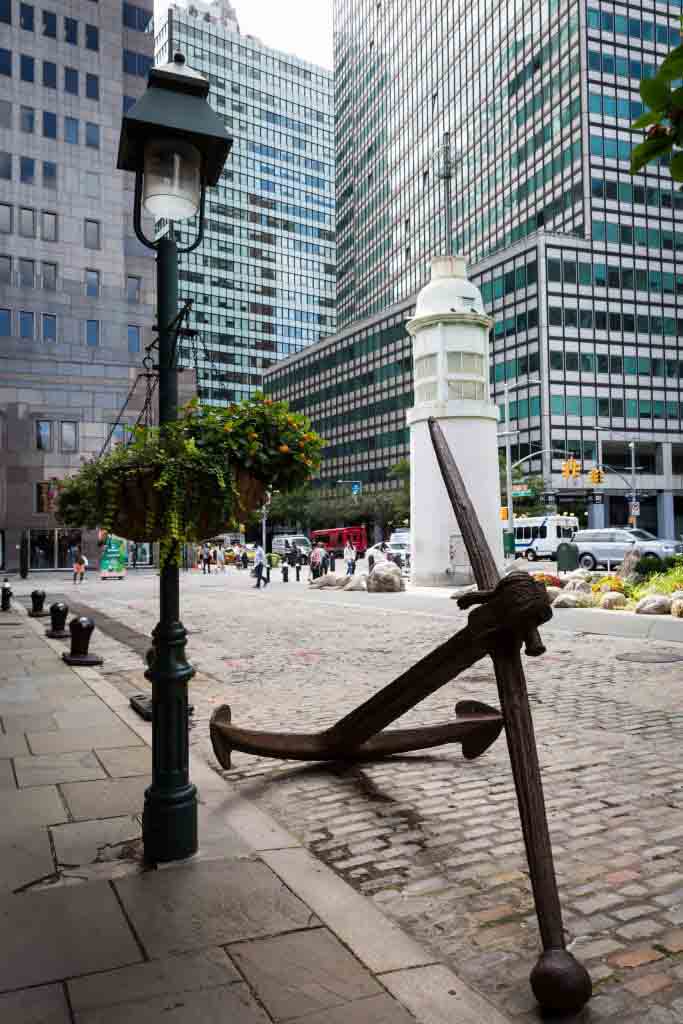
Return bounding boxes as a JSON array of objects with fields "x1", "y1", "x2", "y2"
[{"x1": 116, "y1": 53, "x2": 232, "y2": 863}]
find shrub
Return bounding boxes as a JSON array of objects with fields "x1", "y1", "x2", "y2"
[
  {"x1": 591, "y1": 576, "x2": 624, "y2": 594},
  {"x1": 532, "y1": 572, "x2": 562, "y2": 588}
]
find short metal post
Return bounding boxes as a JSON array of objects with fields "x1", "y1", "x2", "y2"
[
  {"x1": 46, "y1": 602, "x2": 69, "y2": 639},
  {"x1": 62, "y1": 616, "x2": 103, "y2": 666}
]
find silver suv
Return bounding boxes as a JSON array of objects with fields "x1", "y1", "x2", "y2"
[{"x1": 573, "y1": 528, "x2": 682, "y2": 570}]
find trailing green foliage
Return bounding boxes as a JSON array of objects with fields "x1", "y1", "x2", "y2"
[
  {"x1": 631, "y1": 19, "x2": 683, "y2": 178},
  {"x1": 57, "y1": 395, "x2": 324, "y2": 566}
]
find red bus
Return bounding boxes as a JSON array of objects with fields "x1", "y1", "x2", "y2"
[{"x1": 310, "y1": 525, "x2": 368, "y2": 557}]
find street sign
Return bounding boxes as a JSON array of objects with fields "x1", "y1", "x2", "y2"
[
  {"x1": 592, "y1": 494, "x2": 604, "y2": 505},
  {"x1": 630, "y1": 501, "x2": 640, "y2": 517},
  {"x1": 511, "y1": 484, "x2": 534, "y2": 497},
  {"x1": 351, "y1": 482, "x2": 361, "y2": 496}
]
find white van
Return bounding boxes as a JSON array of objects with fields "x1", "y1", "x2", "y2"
[
  {"x1": 272, "y1": 534, "x2": 312, "y2": 560},
  {"x1": 513, "y1": 515, "x2": 578, "y2": 561}
]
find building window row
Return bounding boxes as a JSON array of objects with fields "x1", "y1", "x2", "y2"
[
  {"x1": 548, "y1": 304, "x2": 682, "y2": 337},
  {"x1": 122, "y1": 49, "x2": 153, "y2": 79},
  {"x1": 123, "y1": 3, "x2": 153, "y2": 32},
  {"x1": 0, "y1": 255, "x2": 56, "y2": 289},
  {"x1": 592, "y1": 217, "x2": 683, "y2": 252},
  {"x1": 0, "y1": 50, "x2": 99, "y2": 99},
  {"x1": 550, "y1": 393, "x2": 682, "y2": 422},
  {"x1": 587, "y1": 5, "x2": 680, "y2": 47},
  {"x1": 0, "y1": 306, "x2": 143, "y2": 351},
  {"x1": 0, "y1": 203, "x2": 57, "y2": 239},
  {"x1": 549, "y1": 350, "x2": 683, "y2": 380},
  {"x1": 35, "y1": 418, "x2": 78, "y2": 452},
  {"x1": 0, "y1": 151, "x2": 57, "y2": 188},
  {"x1": 548, "y1": 253, "x2": 683, "y2": 295}
]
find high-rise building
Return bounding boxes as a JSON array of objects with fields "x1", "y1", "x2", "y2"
[
  {"x1": 0, "y1": 0, "x2": 157, "y2": 572},
  {"x1": 154, "y1": 1, "x2": 336, "y2": 404},
  {"x1": 273, "y1": 0, "x2": 683, "y2": 536}
]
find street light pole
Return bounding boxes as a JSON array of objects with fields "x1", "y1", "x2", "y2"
[
  {"x1": 499, "y1": 378, "x2": 541, "y2": 547},
  {"x1": 629, "y1": 440, "x2": 637, "y2": 525}
]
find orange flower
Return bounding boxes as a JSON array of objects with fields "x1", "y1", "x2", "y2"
[{"x1": 279, "y1": 444, "x2": 290, "y2": 453}]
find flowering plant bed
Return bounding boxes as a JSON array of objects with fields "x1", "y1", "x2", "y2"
[
  {"x1": 532, "y1": 572, "x2": 562, "y2": 588},
  {"x1": 57, "y1": 395, "x2": 324, "y2": 565}
]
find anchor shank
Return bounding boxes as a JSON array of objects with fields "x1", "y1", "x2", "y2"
[{"x1": 325, "y1": 624, "x2": 488, "y2": 750}]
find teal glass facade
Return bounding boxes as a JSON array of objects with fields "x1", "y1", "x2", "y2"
[{"x1": 155, "y1": 1, "x2": 335, "y2": 404}]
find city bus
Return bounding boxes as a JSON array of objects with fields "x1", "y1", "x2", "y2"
[{"x1": 513, "y1": 514, "x2": 578, "y2": 560}]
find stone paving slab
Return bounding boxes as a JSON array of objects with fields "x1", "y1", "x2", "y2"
[
  {"x1": 0, "y1": 758, "x2": 15, "y2": 789},
  {"x1": 287, "y1": 992, "x2": 416, "y2": 1024},
  {"x1": 51, "y1": 816, "x2": 141, "y2": 868},
  {"x1": 72, "y1": 982, "x2": 270, "y2": 1024},
  {"x1": 0, "y1": 828, "x2": 56, "y2": 893},
  {"x1": 0, "y1": 732, "x2": 29, "y2": 757},
  {"x1": 0, "y1": 785, "x2": 67, "y2": 835},
  {"x1": 0, "y1": 710, "x2": 60, "y2": 733},
  {"x1": 95, "y1": 746, "x2": 150, "y2": 778},
  {"x1": 0, "y1": 982, "x2": 71, "y2": 1023},
  {"x1": 14, "y1": 750, "x2": 106, "y2": 788},
  {"x1": 230, "y1": 926, "x2": 382, "y2": 1021},
  {"x1": 0, "y1": 881, "x2": 141, "y2": 991},
  {"x1": 114, "y1": 859, "x2": 316, "y2": 957},
  {"x1": 60, "y1": 777, "x2": 148, "y2": 820},
  {"x1": 26, "y1": 722, "x2": 144, "y2": 756},
  {"x1": 67, "y1": 948, "x2": 241, "y2": 1013}
]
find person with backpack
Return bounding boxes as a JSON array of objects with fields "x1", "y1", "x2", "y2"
[{"x1": 310, "y1": 542, "x2": 323, "y2": 580}]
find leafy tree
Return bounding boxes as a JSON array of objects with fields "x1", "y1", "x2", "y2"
[
  {"x1": 388, "y1": 458, "x2": 410, "y2": 523},
  {"x1": 631, "y1": 24, "x2": 683, "y2": 178}
]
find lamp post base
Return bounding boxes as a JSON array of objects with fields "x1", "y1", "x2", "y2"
[{"x1": 142, "y1": 781, "x2": 198, "y2": 864}]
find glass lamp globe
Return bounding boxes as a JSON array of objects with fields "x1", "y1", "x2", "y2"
[{"x1": 142, "y1": 139, "x2": 201, "y2": 220}]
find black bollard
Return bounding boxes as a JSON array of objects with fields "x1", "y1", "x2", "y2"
[
  {"x1": 46, "y1": 602, "x2": 69, "y2": 639},
  {"x1": 282, "y1": 564, "x2": 289, "y2": 582},
  {"x1": 266, "y1": 565, "x2": 271, "y2": 584},
  {"x1": 1, "y1": 578, "x2": 11, "y2": 611},
  {"x1": 62, "y1": 616, "x2": 103, "y2": 666},
  {"x1": 29, "y1": 590, "x2": 50, "y2": 618},
  {"x1": 295, "y1": 564, "x2": 301, "y2": 581}
]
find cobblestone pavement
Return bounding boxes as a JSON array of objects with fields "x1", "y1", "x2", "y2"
[{"x1": 18, "y1": 569, "x2": 683, "y2": 1023}]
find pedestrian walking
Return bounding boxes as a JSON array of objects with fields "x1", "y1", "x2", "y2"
[
  {"x1": 253, "y1": 543, "x2": 267, "y2": 588},
  {"x1": 72, "y1": 549, "x2": 85, "y2": 585},
  {"x1": 216, "y1": 546, "x2": 225, "y2": 573},
  {"x1": 328, "y1": 550, "x2": 336, "y2": 574},
  {"x1": 310, "y1": 543, "x2": 323, "y2": 580},
  {"x1": 241, "y1": 549, "x2": 249, "y2": 571},
  {"x1": 201, "y1": 542, "x2": 211, "y2": 574},
  {"x1": 344, "y1": 541, "x2": 356, "y2": 575}
]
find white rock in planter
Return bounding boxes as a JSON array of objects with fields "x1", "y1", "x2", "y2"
[
  {"x1": 635, "y1": 594, "x2": 672, "y2": 615},
  {"x1": 619, "y1": 548, "x2": 642, "y2": 579},
  {"x1": 503, "y1": 559, "x2": 530, "y2": 576},
  {"x1": 671, "y1": 596, "x2": 683, "y2": 618},
  {"x1": 566, "y1": 569, "x2": 592, "y2": 582},
  {"x1": 545, "y1": 586, "x2": 562, "y2": 604},
  {"x1": 450, "y1": 584, "x2": 477, "y2": 601},
  {"x1": 600, "y1": 591, "x2": 627, "y2": 610},
  {"x1": 367, "y1": 561, "x2": 402, "y2": 593},
  {"x1": 564, "y1": 579, "x2": 592, "y2": 594},
  {"x1": 309, "y1": 573, "x2": 342, "y2": 590},
  {"x1": 553, "y1": 592, "x2": 592, "y2": 609},
  {"x1": 344, "y1": 573, "x2": 368, "y2": 592}
]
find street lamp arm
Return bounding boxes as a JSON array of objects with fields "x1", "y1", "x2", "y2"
[
  {"x1": 511, "y1": 448, "x2": 572, "y2": 472},
  {"x1": 598, "y1": 463, "x2": 636, "y2": 491}
]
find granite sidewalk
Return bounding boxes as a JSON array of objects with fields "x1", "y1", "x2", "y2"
[{"x1": 0, "y1": 603, "x2": 511, "y2": 1024}]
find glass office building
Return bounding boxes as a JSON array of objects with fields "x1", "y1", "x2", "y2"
[
  {"x1": 155, "y1": 1, "x2": 336, "y2": 404},
  {"x1": 272, "y1": 0, "x2": 683, "y2": 535}
]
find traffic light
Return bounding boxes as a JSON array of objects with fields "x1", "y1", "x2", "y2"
[
  {"x1": 588, "y1": 467, "x2": 605, "y2": 485},
  {"x1": 570, "y1": 458, "x2": 581, "y2": 478},
  {"x1": 561, "y1": 461, "x2": 570, "y2": 479}
]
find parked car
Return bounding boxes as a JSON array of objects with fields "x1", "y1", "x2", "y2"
[
  {"x1": 272, "y1": 534, "x2": 312, "y2": 563},
  {"x1": 366, "y1": 542, "x2": 411, "y2": 571},
  {"x1": 572, "y1": 528, "x2": 682, "y2": 570}
]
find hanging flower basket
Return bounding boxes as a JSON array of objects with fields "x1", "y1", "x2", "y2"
[{"x1": 56, "y1": 395, "x2": 324, "y2": 564}]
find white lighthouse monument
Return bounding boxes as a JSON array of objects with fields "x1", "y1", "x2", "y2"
[{"x1": 406, "y1": 254, "x2": 503, "y2": 587}]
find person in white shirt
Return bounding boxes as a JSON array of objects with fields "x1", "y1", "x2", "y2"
[
  {"x1": 344, "y1": 542, "x2": 356, "y2": 576},
  {"x1": 254, "y1": 544, "x2": 267, "y2": 588}
]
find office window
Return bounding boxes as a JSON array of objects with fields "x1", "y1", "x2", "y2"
[
  {"x1": 0, "y1": 99, "x2": 10, "y2": 128},
  {"x1": 85, "y1": 24, "x2": 98, "y2": 51},
  {"x1": 86, "y1": 319, "x2": 99, "y2": 346},
  {"x1": 42, "y1": 313, "x2": 56, "y2": 341},
  {"x1": 36, "y1": 420, "x2": 52, "y2": 449},
  {"x1": 126, "y1": 275, "x2": 141, "y2": 302},
  {"x1": 20, "y1": 3, "x2": 34, "y2": 30},
  {"x1": 20, "y1": 105, "x2": 34, "y2": 132},
  {"x1": 64, "y1": 67, "x2": 78, "y2": 95},
  {"x1": 123, "y1": 95, "x2": 136, "y2": 113},
  {"x1": 42, "y1": 161, "x2": 56, "y2": 189},
  {"x1": 41, "y1": 262, "x2": 56, "y2": 290},
  {"x1": 123, "y1": 50, "x2": 152, "y2": 78},
  {"x1": 85, "y1": 122, "x2": 99, "y2": 149},
  {"x1": 64, "y1": 16, "x2": 77, "y2": 44},
  {"x1": 64, "y1": 116, "x2": 78, "y2": 144},
  {"x1": 41, "y1": 211, "x2": 57, "y2": 241},
  {"x1": 0, "y1": 0, "x2": 10, "y2": 25},
  {"x1": 85, "y1": 269, "x2": 99, "y2": 297},
  {"x1": 0, "y1": 49, "x2": 11, "y2": 77},
  {"x1": 20, "y1": 156, "x2": 35, "y2": 184},
  {"x1": 86, "y1": 73, "x2": 99, "y2": 100},
  {"x1": 0, "y1": 204, "x2": 11, "y2": 232},
  {"x1": 18, "y1": 258, "x2": 34, "y2": 287},
  {"x1": 84, "y1": 219, "x2": 100, "y2": 249},
  {"x1": 43, "y1": 61, "x2": 56, "y2": 88},
  {"x1": 85, "y1": 172, "x2": 99, "y2": 198},
  {"x1": 0, "y1": 255, "x2": 9, "y2": 283},
  {"x1": 128, "y1": 324, "x2": 141, "y2": 353},
  {"x1": 42, "y1": 110, "x2": 56, "y2": 138},
  {"x1": 0, "y1": 151, "x2": 10, "y2": 179},
  {"x1": 61, "y1": 421, "x2": 77, "y2": 451},
  {"x1": 19, "y1": 208, "x2": 35, "y2": 237},
  {"x1": 42, "y1": 10, "x2": 56, "y2": 37},
  {"x1": 123, "y1": 4, "x2": 152, "y2": 31},
  {"x1": 0, "y1": 308, "x2": 10, "y2": 335},
  {"x1": 20, "y1": 54, "x2": 34, "y2": 82},
  {"x1": 19, "y1": 310, "x2": 34, "y2": 339}
]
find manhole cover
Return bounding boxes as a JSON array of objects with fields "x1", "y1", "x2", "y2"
[{"x1": 616, "y1": 650, "x2": 683, "y2": 663}]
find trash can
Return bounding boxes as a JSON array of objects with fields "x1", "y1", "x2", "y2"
[
  {"x1": 556, "y1": 541, "x2": 579, "y2": 572},
  {"x1": 503, "y1": 531, "x2": 515, "y2": 557}
]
